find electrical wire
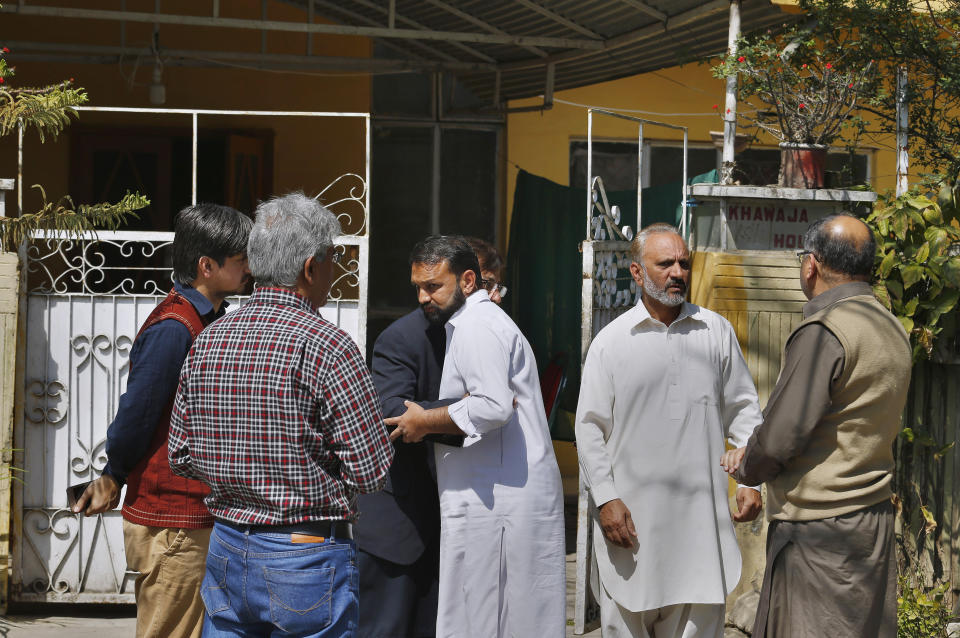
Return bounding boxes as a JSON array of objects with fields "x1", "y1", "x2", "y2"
[{"x1": 549, "y1": 96, "x2": 759, "y2": 118}]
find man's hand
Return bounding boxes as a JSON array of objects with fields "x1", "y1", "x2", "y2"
[
  {"x1": 73, "y1": 475, "x2": 121, "y2": 516},
  {"x1": 597, "y1": 498, "x2": 637, "y2": 549},
  {"x1": 733, "y1": 487, "x2": 762, "y2": 523},
  {"x1": 386, "y1": 401, "x2": 429, "y2": 443},
  {"x1": 720, "y1": 447, "x2": 746, "y2": 476}
]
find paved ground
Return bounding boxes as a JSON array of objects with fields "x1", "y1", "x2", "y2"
[{"x1": 0, "y1": 553, "x2": 600, "y2": 637}]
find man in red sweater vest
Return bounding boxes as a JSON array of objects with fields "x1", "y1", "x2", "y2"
[{"x1": 73, "y1": 203, "x2": 252, "y2": 638}]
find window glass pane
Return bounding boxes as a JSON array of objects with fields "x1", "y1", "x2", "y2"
[
  {"x1": 648, "y1": 146, "x2": 718, "y2": 188},
  {"x1": 825, "y1": 151, "x2": 869, "y2": 186},
  {"x1": 438, "y1": 129, "x2": 497, "y2": 241},
  {"x1": 372, "y1": 45, "x2": 433, "y2": 117},
  {"x1": 370, "y1": 126, "x2": 433, "y2": 315},
  {"x1": 570, "y1": 141, "x2": 717, "y2": 191},
  {"x1": 570, "y1": 141, "x2": 640, "y2": 192}
]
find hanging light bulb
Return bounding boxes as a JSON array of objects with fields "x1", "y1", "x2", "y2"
[
  {"x1": 148, "y1": 30, "x2": 165, "y2": 105},
  {"x1": 149, "y1": 56, "x2": 165, "y2": 105}
]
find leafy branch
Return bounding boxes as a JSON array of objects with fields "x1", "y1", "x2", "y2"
[
  {"x1": 867, "y1": 178, "x2": 960, "y2": 360},
  {"x1": 0, "y1": 45, "x2": 146, "y2": 252},
  {"x1": 0, "y1": 81, "x2": 88, "y2": 141},
  {"x1": 1, "y1": 186, "x2": 148, "y2": 252}
]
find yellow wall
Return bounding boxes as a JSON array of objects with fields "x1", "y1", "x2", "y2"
[
  {"x1": 0, "y1": 0, "x2": 371, "y2": 216},
  {"x1": 508, "y1": 60, "x2": 898, "y2": 485},
  {"x1": 506, "y1": 61, "x2": 898, "y2": 227}
]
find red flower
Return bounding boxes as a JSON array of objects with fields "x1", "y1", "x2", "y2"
[
  {"x1": 0, "y1": 77, "x2": 5, "y2": 84},
  {"x1": 825, "y1": 63, "x2": 833, "y2": 69},
  {"x1": 798, "y1": 103, "x2": 806, "y2": 109},
  {"x1": 848, "y1": 83, "x2": 854, "y2": 88},
  {"x1": 802, "y1": 63, "x2": 807, "y2": 69},
  {"x1": 737, "y1": 55, "x2": 745, "y2": 62},
  {"x1": 1, "y1": 47, "x2": 8, "y2": 53}
]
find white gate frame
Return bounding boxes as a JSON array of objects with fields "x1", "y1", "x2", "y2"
[
  {"x1": 12, "y1": 107, "x2": 371, "y2": 603},
  {"x1": 574, "y1": 109, "x2": 690, "y2": 634}
]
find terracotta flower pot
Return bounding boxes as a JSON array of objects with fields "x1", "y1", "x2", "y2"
[{"x1": 779, "y1": 143, "x2": 828, "y2": 189}]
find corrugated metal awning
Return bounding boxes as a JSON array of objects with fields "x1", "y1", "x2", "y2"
[{"x1": 0, "y1": 1, "x2": 793, "y2": 108}]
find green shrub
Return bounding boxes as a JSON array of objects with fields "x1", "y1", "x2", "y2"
[{"x1": 897, "y1": 576, "x2": 953, "y2": 638}]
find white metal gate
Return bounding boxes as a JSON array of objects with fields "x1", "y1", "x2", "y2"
[
  {"x1": 574, "y1": 109, "x2": 689, "y2": 633},
  {"x1": 12, "y1": 108, "x2": 371, "y2": 603}
]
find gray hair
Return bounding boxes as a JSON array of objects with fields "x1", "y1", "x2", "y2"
[
  {"x1": 630, "y1": 222, "x2": 681, "y2": 263},
  {"x1": 248, "y1": 192, "x2": 341, "y2": 287}
]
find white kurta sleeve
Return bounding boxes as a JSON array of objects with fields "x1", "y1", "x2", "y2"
[
  {"x1": 574, "y1": 340, "x2": 619, "y2": 507},
  {"x1": 718, "y1": 321, "x2": 763, "y2": 449},
  {"x1": 445, "y1": 323, "x2": 516, "y2": 438}
]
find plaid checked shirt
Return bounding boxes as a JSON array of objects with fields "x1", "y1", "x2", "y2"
[{"x1": 168, "y1": 286, "x2": 393, "y2": 525}]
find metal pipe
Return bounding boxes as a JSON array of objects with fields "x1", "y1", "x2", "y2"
[
  {"x1": 306, "y1": 0, "x2": 313, "y2": 55},
  {"x1": 4, "y1": 40, "x2": 496, "y2": 73},
  {"x1": 17, "y1": 122, "x2": 23, "y2": 216},
  {"x1": 0, "y1": 4, "x2": 604, "y2": 51},
  {"x1": 431, "y1": 124, "x2": 440, "y2": 235},
  {"x1": 896, "y1": 66, "x2": 909, "y2": 196},
  {"x1": 637, "y1": 123, "x2": 643, "y2": 230},
  {"x1": 261, "y1": 0, "x2": 268, "y2": 55},
  {"x1": 681, "y1": 128, "x2": 688, "y2": 239},
  {"x1": 75, "y1": 106, "x2": 370, "y2": 117},
  {"x1": 191, "y1": 112, "x2": 198, "y2": 206},
  {"x1": 587, "y1": 110, "x2": 594, "y2": 233},
  {"x1": 721, "y1": 0, "x2": 741, "y2": 184},
  {"x1": 28, "y1": 229, "x2": 367, "y2": 244},
  {"x1": 589, "y1": 108, "x2": 687, "y2": 130}
]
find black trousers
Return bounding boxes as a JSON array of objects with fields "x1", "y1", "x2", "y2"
[{"x1": 358, "y1": 545, "x2": 440, "y2": 638}]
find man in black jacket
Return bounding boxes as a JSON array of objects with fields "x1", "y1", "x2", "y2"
[{"x1": 356, "y1": 237, "x2": 501, "y2": 637}]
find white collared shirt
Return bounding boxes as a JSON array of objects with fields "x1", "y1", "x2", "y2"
[{"x1": 576, "y1": 300, "x2": 762, "y2": 611}]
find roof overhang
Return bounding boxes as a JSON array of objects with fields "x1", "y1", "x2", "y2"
[{"x1": 1, "y1": 1, "x2": 794, "y2": 108}]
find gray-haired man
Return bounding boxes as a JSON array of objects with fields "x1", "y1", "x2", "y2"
[{"x1": 169, "y1": 192, "x2": 394, "y2": 637}]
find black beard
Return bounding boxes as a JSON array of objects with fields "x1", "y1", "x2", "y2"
[{"x1": 421, "y1": 285, "x2": 466, "y2": 325}]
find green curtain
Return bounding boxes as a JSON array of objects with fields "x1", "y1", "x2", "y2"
[{"x1": 505, "y1": 169, "x2": 717, "y2": 440}]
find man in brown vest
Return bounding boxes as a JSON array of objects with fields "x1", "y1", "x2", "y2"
[
  {"x1": 721, "y1": 213, "x2": 912, "y2": 638},
  {"x1": 73, "y1": 203, "x2": 252, "y2": 638}
]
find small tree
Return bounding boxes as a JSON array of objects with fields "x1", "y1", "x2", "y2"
[
  {"x1": 801, "y1": 0, "x2": 960, "y2": 180},
  {"x1": 712, "y1": 29, "x2": 875, "y2": 146},
  {"x1": 0, "y1": 45, "x2": 147, "y2": 252}
]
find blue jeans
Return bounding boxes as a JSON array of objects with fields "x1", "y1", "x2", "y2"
[{"x1": 201, "y1": 521, "x2": 358, "y2": 637}]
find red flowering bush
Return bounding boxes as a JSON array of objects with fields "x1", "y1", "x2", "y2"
[{"x1": 712, "y1": 28, "x2": 875, "y2": 145}]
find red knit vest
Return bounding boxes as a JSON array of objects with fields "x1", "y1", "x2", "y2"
[{"x1": 120, "y1": 289, "x2": 214, "y2": 529}]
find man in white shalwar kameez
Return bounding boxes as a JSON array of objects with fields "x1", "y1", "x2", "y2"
[
  {"x1": 576, "y1": 223, "x2": 763, "y2": 638},
  {"x1": 388, "y1": 235, "x2": 566, "y2": 638}
]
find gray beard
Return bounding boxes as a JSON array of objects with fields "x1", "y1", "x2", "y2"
[{"x1": 642, "y1": 267, "x2": 686, "y2": 307}]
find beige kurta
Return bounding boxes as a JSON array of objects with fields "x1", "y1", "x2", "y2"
[{"x1": 575, "y1": 302, "x2": 762, "y2": 612}]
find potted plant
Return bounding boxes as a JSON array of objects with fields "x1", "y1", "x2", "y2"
[{"x1": 713, "y1": 29, "x2": 875, "y2": 188}]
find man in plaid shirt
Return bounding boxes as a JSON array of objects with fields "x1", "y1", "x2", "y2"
[{"x1": 169, "y1": 192, "x2": 393, "y2": 637}]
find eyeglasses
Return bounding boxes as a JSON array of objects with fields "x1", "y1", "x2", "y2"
[
  {"x1": 480, "y1": 278, "x2": 508, "y2": 299},
  {"x1": 796, "y1": 250, "x2": 816, "y2": 264}
]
